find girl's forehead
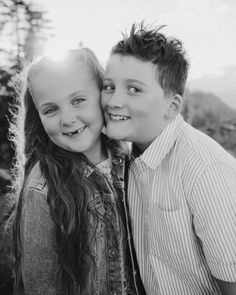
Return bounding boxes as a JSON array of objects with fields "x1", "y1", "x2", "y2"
[
  {"x1": 29, "y1": 59, "x2": 91, "y2": 80},
  {"x1": 29, "y1": 62, "x2": 100, "y2": 108},
  {"x1": 29, "y1": 62, "x2": 95, "y2": 95}
]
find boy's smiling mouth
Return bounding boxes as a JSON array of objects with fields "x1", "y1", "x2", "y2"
[{"x1": 109, "y1": 113, "x2": 131, "y2": 121}]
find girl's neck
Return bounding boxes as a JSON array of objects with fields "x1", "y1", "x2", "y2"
[
  {"x1": 90, "y1": 149, "x2": 107, "y2": 165},
  {"x1": 83, "y1": 137, "x2": 108, "y2": 165}
]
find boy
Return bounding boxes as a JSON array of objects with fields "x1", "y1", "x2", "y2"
[{"x1": 101, "y1": 23, "x2": 236, "y2": 294}]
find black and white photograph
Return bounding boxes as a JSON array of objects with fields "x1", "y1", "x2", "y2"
[{"x1": 0, "y1": 0, "x2": 236, "y2": 294}]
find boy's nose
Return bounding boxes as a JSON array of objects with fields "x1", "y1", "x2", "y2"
[{"x1": 106, "y1": 90, "x2": 124, "y2": 109}]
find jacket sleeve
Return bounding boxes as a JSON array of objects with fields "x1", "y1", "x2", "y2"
[{"x1": 22, "y1": 186, "x2": 58, "y2": 295}]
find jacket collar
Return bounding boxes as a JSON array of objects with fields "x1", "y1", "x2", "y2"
[{"x1": 84, "y1": 134, "x2": 127, "y2": 178}]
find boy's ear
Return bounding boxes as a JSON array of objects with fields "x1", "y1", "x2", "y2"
[{"x1": 166, "y1": 94, "x2": 183, "y2": 119}]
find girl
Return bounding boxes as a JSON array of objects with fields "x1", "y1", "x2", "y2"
[{"x1": 11, "y1": 48, "x2": 144, "y2": 295}]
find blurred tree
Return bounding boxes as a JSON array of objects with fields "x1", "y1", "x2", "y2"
[
  {"x1": 0, "y1": 0, "x2": 53, "y2": 66},
  {"x1": 0, "y1": 2, "x2": 53, "y2": 293},
  {"x1": 0, "y1": 0, "x2": 53, "y2": 171},
  {"x1": 182, "y1": 91, "x2": 236, "y2": 157}
]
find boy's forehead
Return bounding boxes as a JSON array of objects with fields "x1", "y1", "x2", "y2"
[
  {"x1": 105, "y1": 54, "x2": 159, "y2": 82},
  {"x1": 106, "y1": 54, "x2": 145, "y2": 67}
]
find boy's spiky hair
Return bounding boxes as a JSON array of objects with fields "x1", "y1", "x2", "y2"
[{"x1": 111, "y1": 22, "x2": 189, "y2": 96}]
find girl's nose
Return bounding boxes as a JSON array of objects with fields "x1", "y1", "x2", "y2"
[{"x1": 61, "y1": 109, "x2": 76, "y2": 126}]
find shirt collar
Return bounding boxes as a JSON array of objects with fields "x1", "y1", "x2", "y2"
[{"x1": 132, "y1": 114, "x2": 184, "y2": 169}]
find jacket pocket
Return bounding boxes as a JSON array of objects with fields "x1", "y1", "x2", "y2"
[{"x1": 88, "y1": 193, "x2": 106, "y2": 215}]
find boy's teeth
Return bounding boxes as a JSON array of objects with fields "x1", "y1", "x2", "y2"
[{"x1": 110, "y1": 114, "x2": 129, "y2": 121}]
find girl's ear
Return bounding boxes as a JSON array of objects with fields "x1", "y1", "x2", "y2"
[{"x1": 165, "y1": 94, "x2": 183, "y2": 119}]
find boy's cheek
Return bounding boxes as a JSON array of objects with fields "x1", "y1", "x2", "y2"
[{"x1": 101, "y1": 92, "x2": 109, "y2": 107}]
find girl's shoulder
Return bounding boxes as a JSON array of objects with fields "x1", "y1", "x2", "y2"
[{"x1": 25, "y1": 162, "x2": 47, "y2": 194}]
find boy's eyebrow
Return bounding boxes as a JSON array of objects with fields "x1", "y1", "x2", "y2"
[
  {"x1": 126, "y1": 79, "x2": 146, "y2": 86},
  {"x1": 103, "y1": 77, "x2": 146, "y2": 86}
]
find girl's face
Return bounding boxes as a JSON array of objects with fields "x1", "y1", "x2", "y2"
[{"x1": 30, "y1": 62, "x2": 104, "y2": 164}]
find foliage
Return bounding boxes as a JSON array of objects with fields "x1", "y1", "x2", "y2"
[
  {"x1": 182, "y1": 90, "x2": 236, "y2": 156},
  {"x1": 0, "y1": 183, "x2": 15, "y2": 295},
  {"x1": 0, "y1": 0, "x2": 53, "y2": 66},
  {"x1": 0, "y1": 0, "x2": 53, "y2": 171},
  {"x1": 0, "y1": 1, "x2": 53, "y2": 293}
]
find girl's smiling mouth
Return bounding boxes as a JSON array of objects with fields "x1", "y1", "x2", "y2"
[{"x1": 63, "y1": 125, "x2": 87, "y2": 136}]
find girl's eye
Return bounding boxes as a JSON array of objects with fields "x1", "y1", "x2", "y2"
[
  {"x1": 72, "y1": 97, "x2": 85, "y2": 105},
  {"x1": 103, "y1": 84, "x2": 114, "y2": 92},
  {"x1": 128, "y1": 86, "x2": 141, "y2": 94},
  {"x1": 44, "y1": 107, "x2": 57, "y2": 115}
]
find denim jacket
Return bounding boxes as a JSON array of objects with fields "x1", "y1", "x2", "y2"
[{"x1": 20, "y1": 138, "x2": 145, "y2": 295}]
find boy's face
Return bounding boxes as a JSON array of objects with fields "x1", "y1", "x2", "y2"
[{"x1": 101, "y1": 54, "x2": 172, "y2": 151}]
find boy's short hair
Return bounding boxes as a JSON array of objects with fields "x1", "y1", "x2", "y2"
[{"x1": 111, "y1": 22, "x2": 189, "y2": 96}]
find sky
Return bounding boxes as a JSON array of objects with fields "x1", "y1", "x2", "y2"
[{"x1": 37, "y1": 0, "x2": 236, "y2": 109}]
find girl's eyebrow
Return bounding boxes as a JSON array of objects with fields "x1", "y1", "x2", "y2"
[
  {"x1": 103, "y1": 77, "x2": 112, "y2": 82},
  {"x1": 38, "y1": 102, "x2": 55, "y2": 111},
  {"x1": 68, "y1": 91, "x2": 85, "y2": 98},
  {"x1": 39, "y1": 91, "x2": 86, "y2": 109}
]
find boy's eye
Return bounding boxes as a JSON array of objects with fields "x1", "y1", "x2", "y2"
[
  {"x1": 44, "y1": 107, "x2": 57, "y2": 115},
  {"x1": 128, "y1": 86, "x2": 141, "y2": 94},
  {"x1": 72, "y1": 97, "x2": 85, "y2": 105},
  {"x1": 103, "y1": 84, "x2": 114, "y2": 92}
]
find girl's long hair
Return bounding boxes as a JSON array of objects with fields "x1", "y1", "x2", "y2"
[{"x1": 11, "y1": 49, "x2": 105, "y2": 294}]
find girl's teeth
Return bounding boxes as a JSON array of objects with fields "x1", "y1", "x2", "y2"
[
  {"x1": 78, "y1": 126, "x2": 86, "y2": 133},
  {"x1": 67, "y1": 131, "x2": 77, "y2": 136},
  {"x1": 64, "y1": 126, "x2": 86, "y2": 136}
]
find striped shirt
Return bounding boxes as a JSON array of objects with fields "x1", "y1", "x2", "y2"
[{"x1": 128, "y1": 114, "x2": 236, "y2": 294}]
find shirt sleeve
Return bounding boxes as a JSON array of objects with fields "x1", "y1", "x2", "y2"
[
  {"x1": 22, "y1": 187, "x2": 58, "y2": 295},
  {"x1": 190, "y1": 161, "x2": 236, "y2": 281}
]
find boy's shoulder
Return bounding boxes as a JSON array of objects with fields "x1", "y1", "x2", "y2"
[{"x1": 178, "y1": 121, "x2": 236, "y2": 167}]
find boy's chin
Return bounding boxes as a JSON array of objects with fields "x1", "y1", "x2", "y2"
[{"x1": 105, "y1": 128, "x2": 127, "y2": 141}]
